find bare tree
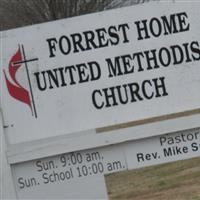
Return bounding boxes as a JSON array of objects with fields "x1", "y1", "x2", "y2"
[{"x1": 0, "y1": 0, "x2": 155, "y2": 31}]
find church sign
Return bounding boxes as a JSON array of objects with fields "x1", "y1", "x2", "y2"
[{"x1": 1, "y1": 2, "x2": 200, "y2": 144}]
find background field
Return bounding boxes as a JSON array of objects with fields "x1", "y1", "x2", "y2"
[{"x1": 105, "y1": 157, "x2": 200, "y2": 200}]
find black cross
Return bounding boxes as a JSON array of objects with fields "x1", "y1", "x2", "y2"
[{"x1": 12, "y1": 44, "x2": 38, "y2": 118}]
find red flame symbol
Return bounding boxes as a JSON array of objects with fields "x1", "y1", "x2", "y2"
[{"x1": 3, "y1": 47, "x2": 32, "y2": 111}]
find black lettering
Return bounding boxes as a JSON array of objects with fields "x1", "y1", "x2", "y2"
[
  {"x1": 59, "y1": 36, "x2": 71, "y2": 55},
  {"x1": 36, "y1": 160, "x2": 43, "y2": 172},
  {"x1": 142, "y1": 80, "x2": 154, "y2": 99},
  {"x1": 65, "y1": 66, "x2": 76, "y2": 85},
  {"x1": 152, "y1": 77, "x2": 168, "y2": 98},
  {"x1": 121, "y1": 54, "x2": 134, "y2": 74},
  {"x1": 46, "y1": 38, "x2": 58, "y2": 58},
  {"x1": 132, "y1": 52, "x2": 145, "y2": 72},
  {"x1": 76, "y1": 63, "x2": 89, "y2": 83},
  {"x1": 164, "y1": 148, "x2": 172, "y2": 157},
  {"x1": 118, "y1": 23, "x2": 130, "y2": 43},
  {"x1": 191, "y1": 143, "x2": 199, "y2": 152},
  {"x1": 18, "y1": 178, "x2": 25, "y2": 189},
  {"x1": 103, "y1": 87, "x2": 118, "y2": 107},
  {"x1": 71, "y1": 33, "x2": 85, "y2": 53},
  {"x1": 88, "y1": 61, "x2": 101, "y2": 81},
  {"x1": 137, "y1": 153, "x2": 145, "y2": 162},
  {"x1": 47, "y1": 69, "x2": 59, "y2": 89},
  {"x1": 135, "y1": 20, "x2": 150, "y2": 40},
  {"x1": 182, "y1": 43, "x2": 192, "y2": 62},
  {"x1": 96, "y1": 28, "x2": 109, "y2": 48},
  {"x1": 116, "y1": 85, "x2": 129, "y2": 104},
  {"x1": 159, "y1": 47, "x2": 171, "y2": 67},
  {"x1": 58, "y1": 67, "x2": 67, "y2": 87},
  {"x1": 150, "y1": 18, "x2": 162, "y2": 37},
  {"x1": 144, "y1": 49, "x2": 160, "y2": 70},
  {"x1": 92, "y1": 90, "x2": 104, "y2": 109},
  {"x1": 177, "y1": 12, "x2": 190, "y2": 32},
  {"x1": 106, "y1": 57, "x2": 123, "y2": 77},
  {"x1": 128, "y1": 82, "x2": 143, "y2": 102},
  {"x1": 42, "y1": 173, "x2": 49, "y2": 184},
  {"x1": 83, "y1": 30, "x2": 97, "y2": 50},
  {"x1": 108, "y1": 26, "x2": 120, "y2": 45},
  {"x1": 171, "y1": 44, "x2": 184, "y2": 65},
  {"x1": 161, "y1": 14, "x2": 178, "y2": 35},
  {"x1": 34, "y1": 71, "x2": 47, "y2": 91},
  {"x1": 191, "y1": 41, "x2": 200, "y2": 61}
]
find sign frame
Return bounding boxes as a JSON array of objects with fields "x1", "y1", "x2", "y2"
[{"x1": 1, "y1": 1, "x2": 200, "y2": 146}]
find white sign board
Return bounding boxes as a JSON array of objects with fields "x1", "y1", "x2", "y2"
[
  {"x1": 11, "y1": 127, "x2": 200, "y2": 199},
  {"x1": 1, "y1": 2, "x2": 200, "y2": 144}
]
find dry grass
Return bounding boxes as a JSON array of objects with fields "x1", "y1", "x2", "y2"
[{"x1": 105, "y1": 158, "x2": 200, "y2": 200}]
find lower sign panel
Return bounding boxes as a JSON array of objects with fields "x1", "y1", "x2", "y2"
[{"x1": 11, "y1": 127, "x2": 200, "y2": 199}]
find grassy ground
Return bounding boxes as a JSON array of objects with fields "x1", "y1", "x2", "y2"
[{"x1": 105, "y1": 158, "x2": 200, "y2": 200}]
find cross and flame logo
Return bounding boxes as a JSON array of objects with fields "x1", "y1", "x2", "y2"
[{"x1": 3, "y1": 45, "x2": 38, "y2": 118}]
